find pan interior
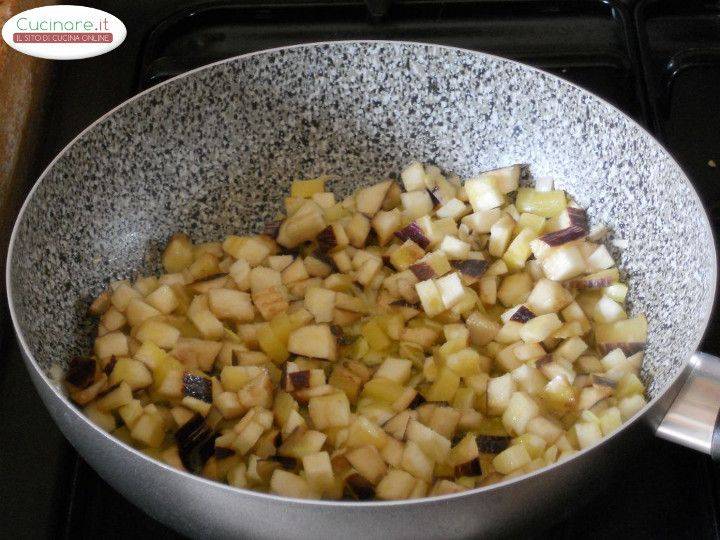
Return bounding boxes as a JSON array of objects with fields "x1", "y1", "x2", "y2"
[{"x1": 8, "y1": 42, "x2": 715, "y2": 400}]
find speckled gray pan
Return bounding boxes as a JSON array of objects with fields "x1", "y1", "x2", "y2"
[{"x1": 6, "y1": 42, "x2": 717, "y2": 539}]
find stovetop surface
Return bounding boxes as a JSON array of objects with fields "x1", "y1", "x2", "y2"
[{"x1": 2, "y1": 1, "x2": 720, "y2": 538}]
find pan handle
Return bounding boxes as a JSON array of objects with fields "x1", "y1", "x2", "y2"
[{"x1": 656, "y1": 352, "x2": 720, "y2": 459}]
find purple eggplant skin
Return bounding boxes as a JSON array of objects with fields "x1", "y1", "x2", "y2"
[
  {"x1": 538, "y1": 226, "x2": 586, "y2": 246},
  {"x1": 566, "y1": 207, "x2": 589, "y2": 233},
  {"x1": 65, "y1": 357, "x2": 96, "y2": 389},
  {"x1": 269, "y1": 455, "x2": 298, "y2": 469},
  {"x1": 174, "y1": 414, "x2": 217, "y2": 473},
  {"x1": 96, "y1": 382, "x2": 121, "y2": 399},
  {"x1": 408, "y1": 393, "x2": 427, "y2": 409},
  {"x1": 263, "y1": 220, "x2": 282, "y2": 239},
  {"x1": 308, "y1": 249, "x2": 335, "y2": 267},
  {"x1": 329, "y1": 324, "x2": 344, "y2": 337},
  {"x1": 394, "y1": 222, "x2": 430, "y2": 249},
  {"x1": 510, "y1": 305, "x2": 536, "y2": 323},
  {"x1": 451, "y1": 259, "x2": 489, "y2": 278},
  {"x1": 103, "y1": 357, "x2": 117, "y2": 376},
  {"x1": 409, "y1": 262, "x2": 434, "y2": 281},
  {"x1": 330, "y1": 324, "x2": 357, "y2": 345},
  {"x1": 344, "y1": 473, "x2": 375, "y2": 500},
  {"x1": 214, "y1": 447, "x2": 237, "y2": 459},
  {"x1": 427, "y1": 187, "x2": 442, "y2": 207},
  {"x1": 597, "y1": 342, "x2": 645, "y2": 356},
  {"x1": 183, "y1": 373, "x2": 213, "y2": 403},
  {"x1": 535, "y1": 354, "x2": 553, "y2": 368},
  {"x1": 317, "y1": 225, "x2": 338, "y2": 251},
  {"x1": 592, "y1": 374, "x2": 618, "y2": 388},
  {"x1": 567, "y1": 275, "x2": 614, "y2": 289},
  {"x1": 390, "y1": 299, "x2": 421, "y2": 309},
  {"x1": 330, "y1": 324, "x2": 359, "y2": 345},
  {"x1": 455, "y1": 457, "x2": 482, "y2": 477},
  {"x1": 476, "y1": 435, "x2": 511, "y2": 454},
  {"x1": 289, "y1": 370, "x2": 311, "y2": 389}
]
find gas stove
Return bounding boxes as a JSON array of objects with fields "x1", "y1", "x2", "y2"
[{"x1": 2, "y1": 1, "x2": 719, "y2": 538}]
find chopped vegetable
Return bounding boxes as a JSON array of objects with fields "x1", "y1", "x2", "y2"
[{"x1": 70, "y1": 162, "x2": 647, "y2": 500}]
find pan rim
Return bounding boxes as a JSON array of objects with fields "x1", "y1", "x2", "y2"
[{"x1": 5, "y1": 39, "x2": 717, "y2": 508}]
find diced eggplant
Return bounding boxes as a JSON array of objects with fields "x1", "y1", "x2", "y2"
[
  {"x1": 509, "y1": 305, "x2": 536, "y2": 323},
  {"x1": 476, "y1": 164, "x2": 524, "y2": 194},
  {"x1": 66, "y1": 357, "x2": 96, "y2": 389},
  {"x1": 408, "y1": 393, "x2": 427, "y2": 409},
  {"x1": 79, "y1": 161, "x2": 648, "y2": 500},
  {"x1": 277, "y1": 202, "x2": 327, "y2": 248},
  {"x1": 289, "y1": 370, "x2": 312, "y2": 390},
  {"x1": 409, "y1": 262, "x2": 434, "y2": 281},
  {"x1": 535, "y1": 354, "x2": 553, "y2": 368},
  {"x1": 215, "y1": 447, "x2": 237, "y2": 459},
  {"x1": 563, "y1": 207, "x2": 589, "y2": 233},
  {"x1": 103, "y1": 357, "x2": 117, "y2": 376},
  {"x1": 578, "y1": 385, "x2": 613, "y2": 410},
  {"x1": 372, "y1": 209, "x2": 403, "y2": 246},
  {"x1": 95, "y1": 382, "x2": 121, "y2": 400},
  {"x1": 476, "y1": 435, "x2": 511, "y2": 454},
  {"x1": 288, "y1": 324, "x2": 338, "y2": 361},
  {"x1": 344, "y1": 472, "x2": 376, "y2": 500},
  {"x1": 307, "y1": 250, "x2": 336, "y2": 273},
  {"x1": 389, "y1": 299, "x2": 421, "y2": 310},
  {"x1": 401, "y1": 191, "x2": 434, "y2": 219},
  {"x1": 383, "y1": 410, "x2": 414, "y2": 440},
  {"x1": 454, "y1": 457, "x2": 482, "y2": 477},
  {"x1": 269, "y1": 455, "x2": 299, "y2": 469},
  {"x1": 263, "y1": 220, "x2": 282, "y2": 239},
  {"x1": 415, "y1": 279, "x2": 446, "y2": 317},
  {"x1": 541, "y1": 245, "x2": 586, "y2": 281},
  {"x1": 401, "y1": 162, "x2": 426, "y2": 191},
  {"x1": 317, "y1": 224, "x2": 349, "y2": 252},
  {"x1": 595, "y1": 315, "x2": 647, "y2": 355},
  {"x1": 174, "y1": 413, "x2": 216, "y2": 473},
  {"x1": 357, "y1": 181, "x2": 393, "y2": 217},
  {"x1": 538, "y1": 226, "x2": 586, "y2": 246},
  {"x1": 183, "y1": 373, "x2": 212, "y2": 403},
  {"x1": 427, "y1": 187, "x2": 442, "y2": 206},
  {"x1": 329, "y1": 324, "x2": 344, "y2": 337},
  {"x1": 592, "y1": 374, "x2": 618, "y2": 388},
  {"x1": 567, "y1": 268, "x2": 620, "y2": 289},
  {"x1": 451, "y1": 259, "x2": 489, "y2": 279},
  {"x1": 89, "y1": 290, "x2": 111, "y2": 316},
  {"x1": 394, "y1": 222, "x2": 431, "y2": 249}
]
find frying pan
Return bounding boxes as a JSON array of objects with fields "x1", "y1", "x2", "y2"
[{"x1": 6, "y1": 41, "x2": 719, "y2": 539}]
